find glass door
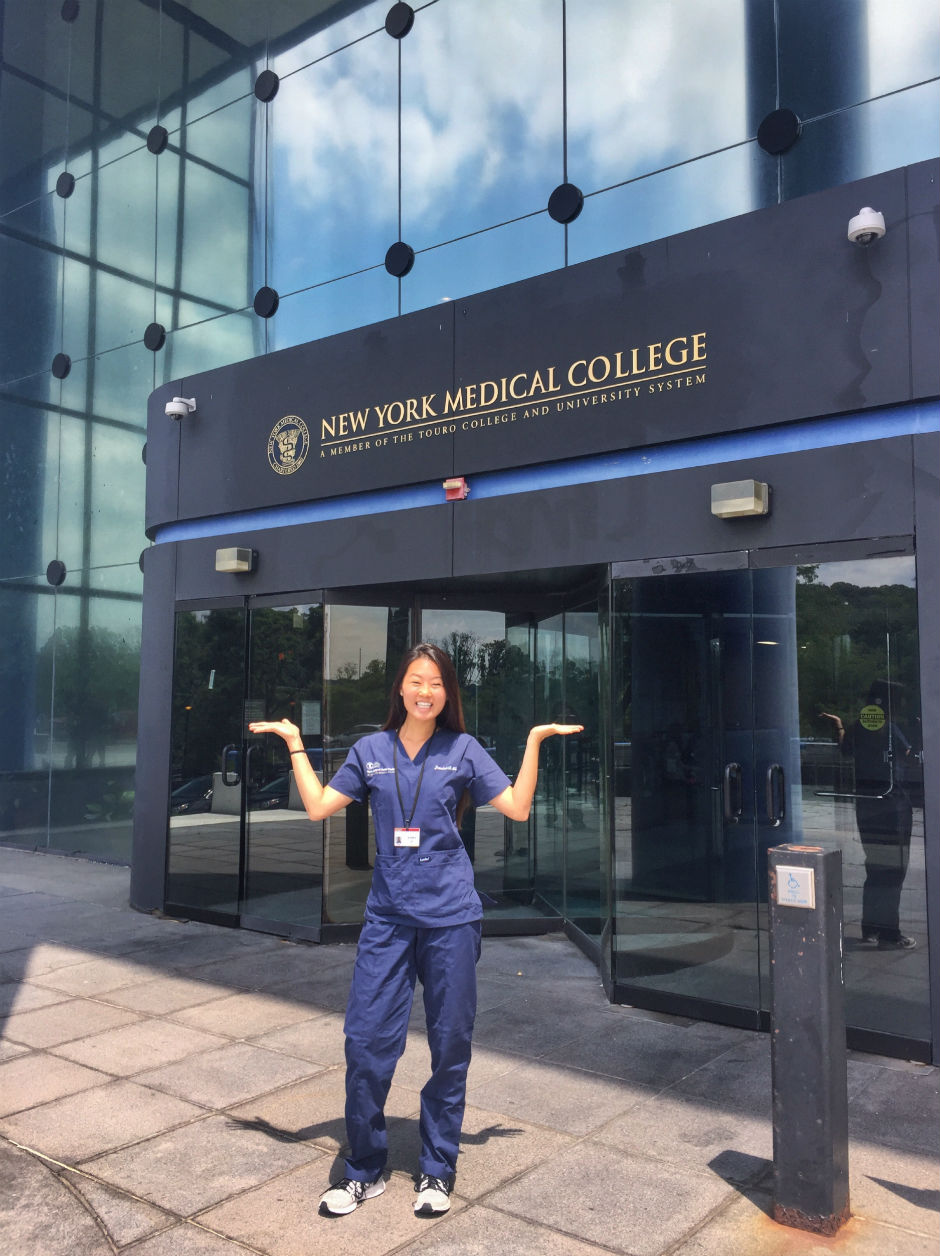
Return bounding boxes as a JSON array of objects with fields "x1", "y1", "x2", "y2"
[
  {"x1": 784, "y1": 551, "x2": 928, "y2": 1046},
  {"x1": 242, "y1": 601, "x2": 325, "y2": 939},
  {"x1": 166, "y1": 605, "x2": 247, "y2": 919},
  {"x1": 608, "y1": 547, "x2": 929, "y2": 1052},
  {"x1": 609, "y1": 557, "x2": 764, "y2": 1019}
]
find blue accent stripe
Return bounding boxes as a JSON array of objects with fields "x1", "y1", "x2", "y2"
[{"x1": 154, "y1": 401, "x2": 938, "y2": 544}]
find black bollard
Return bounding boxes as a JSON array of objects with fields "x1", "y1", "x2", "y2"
[{"x1": 768, "y1": 844, "x2": 850, "y2": 1235}]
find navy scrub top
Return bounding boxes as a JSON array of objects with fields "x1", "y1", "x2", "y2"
[{"x1": 329, "y1": 728, "x2": 511, "y2": 928}]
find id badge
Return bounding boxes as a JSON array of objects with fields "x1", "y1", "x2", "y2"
[{"x1": 394, "y1": 827, "x2": 421, "y2": 848}]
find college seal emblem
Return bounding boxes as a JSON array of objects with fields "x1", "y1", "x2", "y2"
[{"x1": 267, "y1": 415, "x2": 309, "y2": 475}]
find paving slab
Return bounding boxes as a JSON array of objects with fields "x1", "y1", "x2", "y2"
[
  {"x1": 484, "y1": 1139, "x2": 735, "y2": 1256},
  {"x1": 1, "y1": 849, "x2": 937, "y2": 1256},
  {"x1": 0, "y1": 1139, "x2": 112, "y2": 1256},
  {"x1": 259, "y1": 965, "x2": 360, "y2": 1014},
  {"x1": 394, "y1": 1031, "x2": 524, "y2": 1093},
  {"x1": 184, "y1": 943, "x2": 334, "y2": 992},
  {"x1": 64, "y1": 1169, "x2": 177, "y2": 1246},
  {"x1": 135, "y1": 1041, "x2": 324, "y2": 1108},
  {"x1": 197, "y1": 1160, "x2": 464, "y2": 1256},
  {"x1": 542, "y1": 1013, "x2": 749, "y2": 1090},
  {"x1": 429, "y1": 1102, "x2": 575, "y2": 1199},
  {"x1": 97, "y1": 972, "x2": 232, "y2": 1015},
  {"x1": 395, "y1": 1204, "x2": 624, "y2": 1255},
  {"x1": 6, "y1": 941, "x2": 111, "y2": 978},
  {"x1": 0, "y1": 1051, "x2": 110, "y2": 1116},
  {"x1": 847, "y1": 1062, "x2": 940, "y2": 1156},
  {"x1": 1, "y1": 996, "x2": 138, "y2": 1048},
  {"x1": 84, "y1": 1111, "x2": 323, "y2": 1215},
  {"x1": 225, "y1": 1068, "x2": 419, "y2": 1154},
  {"x1": 671, "y1": 1185, "x2": 938, "y2": 1256},
  {"x1": 169, "y1": 988, "x2": 322, "y2": 1038},
  {"x1": 468, "y1": 1055, "x2": 651, "y2": 1135},
  {"x1": 131, "y1": 930, "x2": 290, "y2": 972},
  {"x1": 29, "y1": 953, "x2": 178, "y2": 997},
  {"x1": 50, "y1": 1017, "x2": 229, "y2": 1075},
  {"x1": 471, "y1": 989, "x2": 624, "y2": 1058},
  {"x1": 248, "y1": 1010, "x2": 348, "y2": 1065},
  {"x1": 594, "y1": 1090, "x2": 774, "y2": 1183},
  {"x1": 0, "y1": 1078, "x2": 205, "y2": 1161},
  {"x1": 0, "y1": 978, "x2": 71, "y2": 1017},
  {"x1": 121, "y1": 1223, "x2": 267, "y2": 1254},
  {"x1": 846, "y1": 1142, "x2": 940, "y2": 1236}
]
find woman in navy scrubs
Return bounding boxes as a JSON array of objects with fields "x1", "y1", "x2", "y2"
[{"x1": 249, "y1": 642, "x2": 582, "y2": 1219}]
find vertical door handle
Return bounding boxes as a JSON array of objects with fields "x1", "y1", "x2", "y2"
[
  {"x1": 222, "y1": 743, "x2": 241, "y2": 786},
  {"x1": 723, "y1": 762, "x2": 743, "y2": 822},
  {"x1": 765, "y1": 763, "x2": 785, "y2": 826}
]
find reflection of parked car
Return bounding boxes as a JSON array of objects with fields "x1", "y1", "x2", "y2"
[
  {"x1": 248, "y1": 775, "x2": 290, "y2": 810},
  {"x1": 326, "y1": 724, "x2": 382, "y2": 749},
  {"x1": 170, "y1": 774, "x2": 213, "y2": 815}
]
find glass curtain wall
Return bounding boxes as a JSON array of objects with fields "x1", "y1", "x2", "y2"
[
  {"x1": 2, "y1": 0, "x2": 937, "y2": 862},
  {"x1": 608, "y1": 553, "x2": 929, "y2": 1048}
]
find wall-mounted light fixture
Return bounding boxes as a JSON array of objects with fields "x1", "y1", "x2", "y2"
[
  {"x1": 165, "y1": 396, "x2": 196, "y2": 419},
  {"x1": 215, "y1": 547, "x2": 255, "y2": 573},
  {"x1": 443, "y1": 476, "x2": 469, "y2": 501},
  {"x1": 711, "y1": 479, "x2": 770, "y2": 519}
]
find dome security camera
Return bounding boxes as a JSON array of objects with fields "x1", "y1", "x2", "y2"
[
  {"x1": 165, "y1": 396, "x2": 196, "y2": 419},
  {"x1": 847, "y1": 207, "x2": 885, "y2": 246}
]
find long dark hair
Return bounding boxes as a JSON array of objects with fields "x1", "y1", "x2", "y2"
[{"x1": 382, "y1": 642, "x2": 466, "y2": 733}]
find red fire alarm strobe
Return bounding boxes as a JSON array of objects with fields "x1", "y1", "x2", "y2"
[{"x1": 443, "y1": 476, "x2": 469, "y2": 501}]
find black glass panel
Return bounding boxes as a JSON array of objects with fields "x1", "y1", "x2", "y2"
[
  {"x1": 789, "y1": 555, "x2": 928, "y2": 1042},
  {"x1": 166, "y1": 607, "x2": 247, "y2": 915},
  {"x1": 243, "y1": 603, "x2": 324, "y2": 932},
  {"x1": 612, "y1": 569, "x2": 761, "y2": 1010}
]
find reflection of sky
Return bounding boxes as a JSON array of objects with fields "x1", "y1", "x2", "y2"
[
  {"x1": 326, "y1": 604, "x2": 402, "y2": 679},
  {"x1": 809, "y1": 556, "x2": 916, "y2": 588}
]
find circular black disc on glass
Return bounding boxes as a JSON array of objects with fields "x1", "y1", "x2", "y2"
[
  {"x1": 254, "y1": 69, "x2": 280, "y2": 102},
  {"x1": 385, "y1": 241, "x2": 415, "y2": 277},
  {"x1": 548, "y1": 182, "x2": 584, "y2": 224},
  {"x1": 51, "y1": 353, "x2": 72, "y2": 379},
  {"x1": 46, "y1": 560, "x2": 67, "y2": 586},
  {"x1": 144, "y1": 322, "x2": 166, "y2": 351},
  {"x1": 56, "y1": 171, "x2": 75, "y2": 198},
  {"x1": 385, "y1": 3, "x2": 415, "y2": 38},
  {"x1": 253, "y1": 286, "x2": 280, "y2": 317},
  {"x1": 147, "y1": 125, "x2": 169, "y2": 154},
  {"x1": 757, "y1": 108, "x2": 802, "y2": 154}
]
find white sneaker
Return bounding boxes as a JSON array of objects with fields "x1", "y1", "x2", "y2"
[
  {"x1": 319, "y1": 1175, "x2": 385, "y2": 1217},
  {"x1": 413, "y1": 1173, "x2": 453, "y2": 1216}
]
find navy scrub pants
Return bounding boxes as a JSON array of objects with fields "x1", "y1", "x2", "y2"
[{"x1": 342, "y1": 917, "x2": 482, "y2": 1183}]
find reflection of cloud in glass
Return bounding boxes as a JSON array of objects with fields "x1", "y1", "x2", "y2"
[
  {"x1": 867, "y1": 0, "x2": 940, "y2": 95},
  {"x1": 566, "y1": 0, "x2": 749, "y2": 188},
  {"x1": 813, "y1": 556, "x2": 916, "y2": 589}
]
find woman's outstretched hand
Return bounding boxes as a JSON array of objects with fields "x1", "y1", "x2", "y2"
[
  {"x1": 248, "y1": 719, "x2": 301, "y2": 745},
  {"x1": 530, "y1": 723, "x2": 584, "y2": 740},
  {"x1": 247, "y1": 718, "x2": 352, "y2": 820}
]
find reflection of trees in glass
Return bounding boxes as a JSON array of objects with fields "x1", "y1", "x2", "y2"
[
  {"x1": 326, "y1": 657, "x2": 389, "y2": 735},
  {"x1": 249, "y1": 606, "x2": 324, "y2": 721},
  {"x1": 796, "y1": 576, "x2": 920, "y2": 737},
  {"x1": 170, "y1": 609, "x2": 245, "y2": 783},
  {"x1": 429, "y1": 629, "x2": 533, "y2": 772},
  {"x1": 37, "y1": 625, "x2": 140, "y2": 770},
  {"x1": 324, "y1": 606, "x2": 410, "y2": 741}
]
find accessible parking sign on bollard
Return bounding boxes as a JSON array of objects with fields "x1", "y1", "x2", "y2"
[{"x1": 768, "y1": 844, "x2": 850, "y2": 1235}]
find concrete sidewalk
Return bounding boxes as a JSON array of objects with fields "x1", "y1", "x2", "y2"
[{"x1": 0, "y1": 847, "x2": 936, "y2": 1256}]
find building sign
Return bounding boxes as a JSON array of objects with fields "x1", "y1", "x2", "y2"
[
  {"x1": 149, "y1": 165, "x2": 916, "y2": 534},
  {"x1": 311, "y1": 331, "x2": 706, "y2": 463}
]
